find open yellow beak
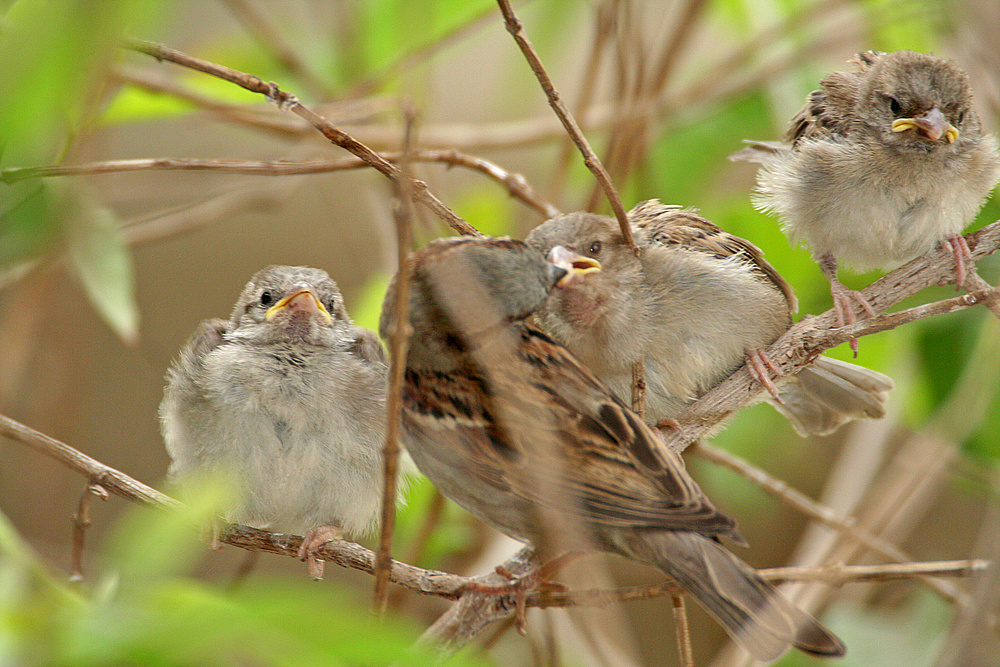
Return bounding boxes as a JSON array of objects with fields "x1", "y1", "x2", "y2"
[
  {"x1": 265, "y1": 285, "x2": 332, "y2": 325},
  {"x1": 546, "y1": 245, "x2": 602, "y2": 287},
  {"x1": 892, "y1": 107, "x2": 958, "y2": 143}
]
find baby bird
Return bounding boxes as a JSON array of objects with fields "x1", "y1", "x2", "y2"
[
  {"x1": 525, "y1": 201, "x2": 894, "y2": 436},
  {"x1": 161, "y1": 265, "x2": 389, "y2": 578},
  {"x1": 733, "y1": 50, "x2": 999, "y2": 334},
  {"x1": 380, "y1": 236, "x2": 845, "y2": 661}
]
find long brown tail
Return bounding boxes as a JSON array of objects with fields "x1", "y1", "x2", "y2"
[{"x1": 612, "y1": 530, "x2": 846, "y2": 661}]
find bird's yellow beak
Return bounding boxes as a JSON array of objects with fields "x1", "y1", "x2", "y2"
[
  {"x1": 265, "y1": 285, "x2": 332, "y2": 325},
  {"x1": 547, "y1": 245, "x2": 602, "y2": 287},
  {"x1": 892, "y1": 107, "x2": 958, "y2": 143}
]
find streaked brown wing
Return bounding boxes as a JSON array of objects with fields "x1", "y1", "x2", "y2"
[
  {"x1": 400, "y1": 323, "x2": 737, "y2": 537},
  {"x1": 630, "y1": 200, "x2": 797, "y2": 312},
  {"x1": 504, "y1": 324, "x2": 738, "y2": 536}
]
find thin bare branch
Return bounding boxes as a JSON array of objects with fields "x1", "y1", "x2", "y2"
[
  {"x1": 534, "y1": 560, "x2": 990, "y2": 610},
  {"x1": 374, "y1": 106, "x2": 417, "y2": 614},
  {"x1": 69, "y1": 482, "x2": 109, "y2": 582},
  {"x1": 0, "y1": 414, "x2": 180, "y2": 510},
  {"x1": 673, "y1": 594, "x2": 695, "y2": 667},
  {"x1": 494, "y1": 0, "x2": 634, "y2": 251},
  {"x1": 124, "y1": 39, "x2": 478, "y2": 236},
  {"x1": 2, "y1": 151, "x2": 558, "y2": 219},
  {"x1": 690, "y1": 441, "x2": 976, "y2": 611}
]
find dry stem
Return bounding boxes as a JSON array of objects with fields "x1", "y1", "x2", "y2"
[
  {"x1": 125, "y1": 39, "x2": 478, "y2": 236},
  {"x1": 0, "y1": 152, "x2": 560, "y2": 219}
]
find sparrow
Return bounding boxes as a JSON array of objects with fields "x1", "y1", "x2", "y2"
[
  {"x1": 160, "y1": 265, "x2": 389, "y2": 579},
  {"x1": 379, "y1": 236, "x2": 845, "y2": 661},
  {"x1": 524, "y1": 201, "x2": 894, "y2": 436},
  {"x1": 732, "y1": 50, "x2": 1000, "y2": 335}
]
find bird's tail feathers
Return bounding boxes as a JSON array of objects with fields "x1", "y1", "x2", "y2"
[
  {"x1": 616, "y1": 530, "x2": 846, "y2": 661},
  {"x1": 772, "y1": 355, "x2": 894, "y2": 436}
]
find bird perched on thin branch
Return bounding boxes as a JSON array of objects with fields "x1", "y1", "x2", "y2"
[
  {"x1": 525, "y1": 201, "x2": 894, "y2": 436},
  {"x1": 380, "y1": 236, "x2": 845, "y2": 661},
  {"x1": 731, "y1": 50, "x2": 1000, "y2": 341},
  {"x1": 161, "y1": 265, "x2": 389, "y2": 579}
]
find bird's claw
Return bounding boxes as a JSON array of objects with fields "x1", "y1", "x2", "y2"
[
  {"x1": 944, "y1": 235, "x2": 973, "y2": 290},
  {"x1": 830, "y1": 285, "x2": 876, "y2": 358},
  {"x1": 298, "y1": 525, "x2": 344, "y2": 580},
  {"x1": 746, "y1": 349, "x2": 783, "y2": 399},
  {"x1": 462, "y1": 555, "x2": 577, "y2": 636}
]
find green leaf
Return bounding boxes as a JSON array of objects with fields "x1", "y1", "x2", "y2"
[
  {"x1": 65, "y1": 187, "x2": 139, "y2": 345},
  {"x1": 1, "y1": 0, "x2": 167, "y2": 168},
  {"x1": 0, "y1": 183, "x2": 57, "y2": 269}
]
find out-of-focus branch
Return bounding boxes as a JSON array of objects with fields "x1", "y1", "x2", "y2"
[
  {"x1": 1, "y1": 152, "x2": 560, "y2": 218},
  {"x1": 124, "y1": 39, "x2": 479, "y2": 236},
  {"x1": 494, "y1": 0, "x2": 633, "y2": 251}
]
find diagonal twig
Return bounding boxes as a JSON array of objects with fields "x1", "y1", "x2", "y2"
[
  {"x1": 494, "y1": 0, "x2": 634, "y2": 251},
  {"x1": 124, "y1": 39, "x2": 479, "y2": 236}
]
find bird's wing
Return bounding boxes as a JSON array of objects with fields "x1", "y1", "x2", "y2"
[{"x1": 630, "y1": 200, "x2": 797, "y2": 312}]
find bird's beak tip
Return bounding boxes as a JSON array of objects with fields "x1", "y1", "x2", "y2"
[
  {"x1": 546, "y1": 246, "x2": 602, "y2": 287},
  {"x1": 265, "y1": 286, "x2": 332, "y2": 324}
]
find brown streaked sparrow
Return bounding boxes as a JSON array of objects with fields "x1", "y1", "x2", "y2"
[{"x1": 379, "y1": 236, "x2": 845, "y2": 661}]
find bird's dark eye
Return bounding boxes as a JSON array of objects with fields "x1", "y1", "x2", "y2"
[
  {"x1": 888, "y1": 96, "x2": 901, "y2": 114},
  {"x1": 957, "y1": 110, "x2": 966, "y2": 125},
  {"x1": 588, "y1": 240, "x2": 602, "y2": 255},
  {"x1": 260, "y1": 290, "x2": 274, "y2": 306}
]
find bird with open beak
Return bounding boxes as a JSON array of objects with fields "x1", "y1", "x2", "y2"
[
  {"x1": 732, "y1": 50, "x2": 1000, "y2": 349},
  {"x1": 526, "y1": 202, "x2": 894, "y2": 437},
  {"x1": 161, "y1": 265, "x2": 390, "y2": 579}
]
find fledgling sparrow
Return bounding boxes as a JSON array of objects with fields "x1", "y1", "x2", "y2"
[
  {"x1": 161, "y1": 265, "x2": 390, "y2": 578},
  {"x1": 525, "y1": 201, "x2": 894, "y2": 436},
  {"x1": 379, "y1": 236, "x2": 845, "y2": 661},
  {"x1": 732, "y1": 50, "x2": 1000, "y2": 335}
]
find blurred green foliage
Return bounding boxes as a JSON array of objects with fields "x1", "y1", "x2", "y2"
[{"x1": 0, "y1": 494, "x2": 481, "y2": 667}]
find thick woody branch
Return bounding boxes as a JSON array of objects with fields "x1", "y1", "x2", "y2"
[
  {"x1": 5, "y1": 410, "x2": 985, "y2": 602},
  {"x1": 124, "y1": 39, "x2": 478, "y2": 236},
  {"x1": 661, "y1": 220, "x2": 1000, "y2": 453}
]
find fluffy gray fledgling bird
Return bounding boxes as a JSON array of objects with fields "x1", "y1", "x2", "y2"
[
  {"x1": 161, "y1": 265, "x2": 388, "y2": 578},
  {"x1": 379, "y1": 236, "x2": 845, "y2": 661},
  {"x1": 732, "y1": 50, "x2": 1000, "y2": 331},
  {"x1": 525, "y1": 202, "x2": 894, "y2": 436}
]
